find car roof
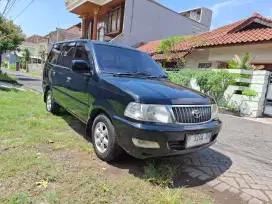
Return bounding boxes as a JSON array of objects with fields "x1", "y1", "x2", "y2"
[{"x1": 54, "y1": 39, "x2": 143, "y2": 53}]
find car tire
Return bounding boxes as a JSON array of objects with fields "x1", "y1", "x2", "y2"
[
  {"x1": 92, "y1": 114, "x2": 122, "y2": 162},
  {"x1": 45, "y1": 89, "x2": 60, "y2": 114}
]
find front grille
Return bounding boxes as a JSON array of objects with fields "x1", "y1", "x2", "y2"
[{"x1": 172, "y1": 106, "x2": 211, "y2": 124}]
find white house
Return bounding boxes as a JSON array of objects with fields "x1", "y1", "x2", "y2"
[{"x1": 65, "y1": 0, "x2": 212, "y2": 47}]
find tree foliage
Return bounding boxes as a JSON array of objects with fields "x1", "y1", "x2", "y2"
[
  {"x1": 0, "y1": 17, "x2": 25, "y2": 52},
  {"x1": 0, "y1": 17, "x2": 25, "y2": 69},
  {"x1": 228, "y1": 53, "x2": 255, "y2": 70},
  {"x1": 21, "y1": 48, "x2": 31, "y2": 69},
  {"x1": 38, "y1": 48, "x2": 46, "y2": 63},
  {"x1": 157, "y1": 36, "x2": 184, "y2": 54}
]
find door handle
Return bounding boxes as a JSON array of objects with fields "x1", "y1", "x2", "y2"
[
  {"x1": 66, "y1": 77, "x2": 71, "y2": 83},
  {"x1": 52, "y1": 71, "x2": 56, "y2": 76}
]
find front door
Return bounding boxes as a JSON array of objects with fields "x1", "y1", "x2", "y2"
[
  {"x1": 53, "y1": 42, "x2": 76, "y2": 109},
  {"x1": 65, "y1": 42, "x2": 93, "y2": 121}
]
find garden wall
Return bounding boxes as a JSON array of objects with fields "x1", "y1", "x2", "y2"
[
  {"x1": 27, "y1": 64, "x2": 44, "y2": 75},
  {"x1": 181, "y1": 69, "x2": 270, "y2": 117}
]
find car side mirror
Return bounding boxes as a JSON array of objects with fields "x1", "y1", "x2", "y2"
[{"x1": 71, "y1": 60, "x2": 90, "y2": 73}]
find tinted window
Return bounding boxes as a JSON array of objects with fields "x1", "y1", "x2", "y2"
[
  {"x1": 74, "y1": 43, "x2": 89, "y2": 62},
  {"x1": 47, "y1": 44, "x2": 63, "y2": 64},
  {"x1": 93, "y1": 44, "x2": 165, "y2": 77},
  {"x1": 59, "y1": 42, "x2": 76, "y2": 68}
]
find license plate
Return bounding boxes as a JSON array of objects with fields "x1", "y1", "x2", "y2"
[{"x1": 186, "y1": 132, "x2": 212, "y2": 148}]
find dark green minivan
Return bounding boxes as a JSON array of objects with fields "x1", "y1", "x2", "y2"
[{"x1": 43, "y1": 40, "x2": 222, "y2": 161}]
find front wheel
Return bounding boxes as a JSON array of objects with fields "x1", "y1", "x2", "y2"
[
  {"x1": 92, "y1": 114, "x2": 123, "y2": 162},
  {"x1": 45, "y1": 89, "x2": 60, "y2": 114}
]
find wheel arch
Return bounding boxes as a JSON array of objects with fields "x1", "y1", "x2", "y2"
[
  {"x1": 85, "y1": 108, "x2": 113, "y2": 141},
  {"x1": 43, "y1": 85, "x2": 50, "y2": 102}
]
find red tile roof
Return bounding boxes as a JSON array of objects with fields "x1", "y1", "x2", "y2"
[
  {"x1": 25, "y1": 35, "x2": 45, "y2": 44},
  {"x1": 139, "y1": 13, "x2": 272, "y2": 55},
  {"x1": 153, "y1": 52, "x2": 190, "y2": 61}
]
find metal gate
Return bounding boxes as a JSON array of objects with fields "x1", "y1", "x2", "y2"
[{"x1": 264, "y1": 73, "x2": 272, "y2": 116}]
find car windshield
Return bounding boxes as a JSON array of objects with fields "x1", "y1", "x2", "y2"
[{"x1": 93, "y1": 44, "x2": 166, "y2": 77}]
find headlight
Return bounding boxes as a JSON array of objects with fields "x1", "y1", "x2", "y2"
[
  {"x1": 124, "y1": 102, "x2": 173, "y2": 123},
  {"x1": 211, "y1": 104, "x2": 219, "y2": 119}
]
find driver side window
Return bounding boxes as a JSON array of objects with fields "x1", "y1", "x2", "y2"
[{"x1": 73, "y1": 42, "x2": 94, "y2": 70}]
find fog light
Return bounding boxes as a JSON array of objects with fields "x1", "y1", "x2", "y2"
[{"x1": 132, "y1": 138, "x2": 160, "y2": 149}]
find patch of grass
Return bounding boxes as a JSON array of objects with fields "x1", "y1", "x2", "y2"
[
  {"x1": 242, "y1": 88, "x2": 258, "y2": 97},
  {"x1": 0, "y1": 72, "x2": 17, "y2": 83},
  {"x1": 26, "y1": 72, "x2": 41, "y2": 77},
  {"x1": 9, "y1": 64, "x2": 16, "y2": 70},
  {"x1": 143, "y1": 159, "x2": 178, "y2": 187},
  {"x1": 0, "y1": 90, "x2": 213, "y2": 204},
  {"x1": 10, "y1": 192, "x2": 30, "y2": 204}
]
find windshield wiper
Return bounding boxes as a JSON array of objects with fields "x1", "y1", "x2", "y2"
[
  {"x1": 112, "y1": 72, "x2": 152, "y2": 77},
  {"x1": 147, "y1": 75, "x2": 168, "y2": 79}
]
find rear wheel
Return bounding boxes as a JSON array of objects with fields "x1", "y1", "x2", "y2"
[
  {"x1": 92, "y1": 114, "x2": 122, "y2": 162},
  {"x1": 46, "y1": 89, "x2": 60, "y2": 114}
]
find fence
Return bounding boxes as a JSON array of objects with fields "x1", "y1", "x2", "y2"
[
  {"x1": 27, "y1": 64, "x2": 44, "y2": 76},
  {"x1": 186, "y1": 69, "x2": 270, "y2": 117}
]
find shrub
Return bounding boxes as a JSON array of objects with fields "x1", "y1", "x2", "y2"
[
  {"x1": 3, "y1": 61, "x2": 8, "y2": 68},
  {"x1": 195, "y1": 70, "x2": 237, "y2": 103},
  {"x1": 242, "y1": 88, "x2": 258, "y2": 97},
  {"x1": 9, "y1": 64, "x2": 16, "y2": 70},
  {"x1": 167, "y1": 69, "x2": 198, "y2": 87},
  {"x1": 228, "y1": 52, "x2": 255, "y2": 70}
]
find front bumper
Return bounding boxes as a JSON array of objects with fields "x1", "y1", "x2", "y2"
[{"x1": 114, "y1": 116, "x2": 222, "y2": 159}]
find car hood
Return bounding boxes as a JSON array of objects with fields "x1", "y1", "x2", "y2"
[{"x1": 101, "y1": 76, "x2": 213, "y2": 105}]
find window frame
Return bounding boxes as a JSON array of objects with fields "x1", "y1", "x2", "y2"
[
  {"x1": 58, "y1": 42, "x2": 77, "y2": 69},
  {"x1": 47, "y1": 43, "x2": 64, "y2": 65},
  {"x1": 73, "y1": 42, "x2": 95, "y2": 71},
  {"x1": 105, "y1": 6, "x2": 123, "y2": 35}
]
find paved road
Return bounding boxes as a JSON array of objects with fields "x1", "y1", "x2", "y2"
[
  {"x1": 3, "y1": 68, "x2": 43, "y2": 93},
  {"x1": 179, "y1": 114, "x2": 272, "y2": 204}
]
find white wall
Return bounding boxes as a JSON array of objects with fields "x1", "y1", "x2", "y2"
[
  {"x1": 184, "y1": 49, "x2": 216, "y2": 68},
  {"x1": 112, "y1": 0, "x2": 210, "y2": 46},
  {"x1": 209, "y1": 44, "x2": 272, "y2": 64}
]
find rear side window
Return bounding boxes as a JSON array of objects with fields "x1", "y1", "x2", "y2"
[
  {"x1": 47, "y1": 44, "x2": 63, "y2": 64},
  {"x1": 59, "y1": 42, "x2": 76, "y2": 68}
]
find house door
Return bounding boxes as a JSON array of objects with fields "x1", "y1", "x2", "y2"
[{"x1": 264, "y1": 73, "x2": 272, "y2": 116}]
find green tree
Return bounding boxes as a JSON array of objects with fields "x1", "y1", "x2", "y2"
[
  {"x1": 0, "y1": 17, "x2": 25, "y2": 71},
  {"x1": 228, "y1": 52, "x2": 255, "y2": 70},
  {"x1": 38, "y1": 48, "x2": 46, "y2": 63},
  {"x1": 21, "y1": 48, "x2": 31, "y2": 70},
  {"x1": 157, "y1": 36, "x2": 184, "y2": 55}
]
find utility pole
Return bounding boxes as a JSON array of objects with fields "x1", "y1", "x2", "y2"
[{"x1": 56, "y1": 20, "x2": 59, "y2": 42}]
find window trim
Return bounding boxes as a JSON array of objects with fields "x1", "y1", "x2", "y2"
[
  {"x1": 73, "y1": 42, "x2": 96, "y2": 71},
  {"x1": 47, "y1": 43, "x2": 64, "y2": 65},
  {"x1": 58, "y1": 42, "x2": 77, "y2": 69}
]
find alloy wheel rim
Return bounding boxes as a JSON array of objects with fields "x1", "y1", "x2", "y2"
[
  {"x1": 94, "y1": 122, "x2": 109, "y2": 154},
  {"x1": 46, "y1": 92, "x2": 52, "y2": 111}
]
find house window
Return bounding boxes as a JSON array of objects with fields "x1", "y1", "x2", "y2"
[
  {"x1": 218, "y1": 61, "x2": 228, "y2": 69},
  {"x1": 105, "y1": 6, "x2": 123, "y2": 35},
  {"x1": 198, "y1": 63, "x2": 212, "y2": 68}
]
